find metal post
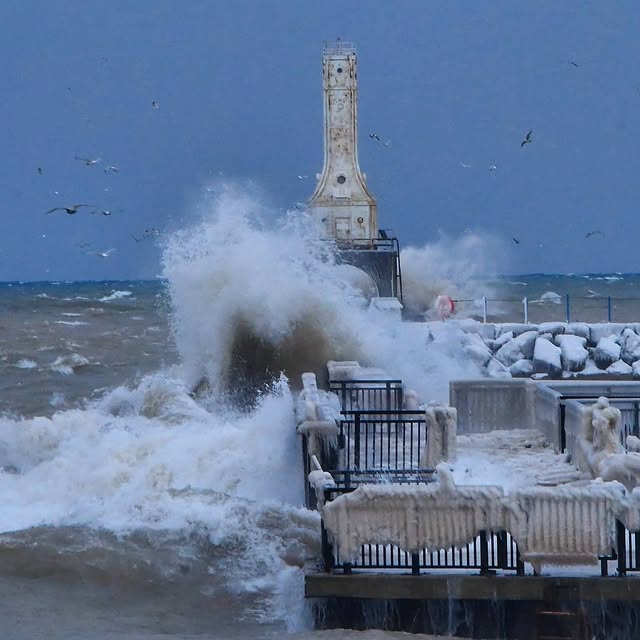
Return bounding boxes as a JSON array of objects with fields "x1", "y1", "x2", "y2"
[
  {"x1": 617, "y1": 520, "x2": 627, "y2": 576},
  {"x1": 411, "y1": 552, "x2": 420, "y2": 575},
  {"x1": 635, "y1": 402, "x2": 640, "y2": 438},
  {"x1": 523, "y1": 297, "x2": 528, "y2": 324},
  {"x1": 482, "y1": 296, "x2": 487, "y2": 324},
  {"x1": 608, "y1": 296, "x2": 612, "y2": 322},
  {"x1": 354, "y1": 413, "x2": 361, "y2": 470},
  {"x1": 480, "y1": 531, "x2": 489, "y2": 575},
  {"x1": 565, "y1": 294, "x2": 570, "y2": 323},
  {"x1": 497, "y1": 531, "x2": 508, "y2": 569},
  {"x1": 321, "y1": 517, "x2": 335, "y2": 572}
]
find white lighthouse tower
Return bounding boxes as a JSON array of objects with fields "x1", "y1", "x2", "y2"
[{"x1": 308, "y1": 41, "x2": 377, "y2": 241}]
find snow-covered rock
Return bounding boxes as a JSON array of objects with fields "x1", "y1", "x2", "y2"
[
  {"x1": 515, "y1": 330, "x2": 538, "y2": 360},
  {"x1": 589, "y1": 323, "x2": 625, "y2": 346},
  {"x1": 555, "y1": 334, "x2": 589, "y2": 372},
  {"x1": 538, "y1": 322, "x2": 566, "y2": 336},
  {"x1": 498, "y1": 323, "x2": 538, "y2": 337},
  {"x1": 487, "y1": 357, "x2": 512, "y2": 379},
  {"x1": 463, "y1": 333, "x2": 492, "y2": 366},
  {"x1": 593, "y1": 336, "x2": 622, "y2": 370},
  {"x1": 495, "y1": 339, "x2": 525, "y2": 367},
  {"x1": 633, "y1": 361, "x2": 640, "y2": 378},
  {"x1": 621, "y1": 328, "x2": 640, "y2": 364},
  {"x1": 566, "y1": 323, "x2": 590, "y2": 341},
  {"x1": 533, "y1": 337, "x2": 562, "y2": 377},
  {"x1": 510, "y1": 359, "x2": 534, "y2": 378},
  {"x1": 606, "y1": 360, "x2": 633, "y2": 375},
  {"x1": 493, "y1": 331, "x2": 514, "y2": 350}
]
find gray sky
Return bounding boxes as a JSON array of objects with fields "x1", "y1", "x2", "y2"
[{"x1": 1, "y1": 0, "x2": 639, "y2": 281}]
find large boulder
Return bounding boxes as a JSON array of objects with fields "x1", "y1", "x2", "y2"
[
  {"x1": 514, "y1": 330, "x2": 538, "y2": 360},
  {"x1": 589, "y1": 324, "x2": 625, "y2": 347},
  {"x1": 494, "y1": 338, "x2": 524, "y2": 367},
  {"x1": 538, "y1": 322, "x2": 566, "y2": 337},
  {"x1": 555, "y1": 334, "x2": 589, "y2": 372},
  {"x1": 498, "y1": 323, "x2": 538, "y2": 337},
  {"x1": 510, "y1": 358, "x2": 534, "y2": 378},
  {"x1": 621, "y1": 328, "x2": 640, "y2": 364},
  {"x1": 463, "y1": 333, "x2": 492, "y2": 366},
  {"x1": 533, "y1": 337, "x2": 562, "y2": 377},
  {"x1": 607, "y1": 360, "x2": 633, "y2": 376},
  {"x1": 487, "y1": 357, "x2": 512, "y2": 379},
  {"x1": 566, "y1": 323, "x2": 590, "y2": 341},
  {"x1": 593, "y1": 336, "x2": 622, "y2": 370}
]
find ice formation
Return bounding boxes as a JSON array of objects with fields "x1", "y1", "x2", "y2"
[
  {"x1": 457, "y1": 320, "x2": 640, "y2": 379},
  {"x1": 421, "y1": 403, "x2": 457, "y2": 468},
  {"x1": 574, "y1": 396, "x2": 640, "y2": 489},
  {"x1": 321, "y1": 463, "x2": 628, "y2": 572}
]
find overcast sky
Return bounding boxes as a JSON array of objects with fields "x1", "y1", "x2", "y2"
[{"x1": 1, "y1": 1, "x2": 639, "y2": 281}]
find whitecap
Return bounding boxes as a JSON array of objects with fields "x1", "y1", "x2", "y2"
[{"x1": 99, "y1": 291, "x2": 133, "y2": 302}]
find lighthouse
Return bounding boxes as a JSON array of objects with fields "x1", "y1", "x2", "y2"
[
  {"x1": 308, "y1": 41, "x2": 402, "y2": 304},
  {"x1": 308, "y1": 41, "x2": 377, "y2": 241}
]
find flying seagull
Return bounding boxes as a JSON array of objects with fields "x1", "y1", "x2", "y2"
[
  {"x1": 297, "y1": 174, "x2": 309, "y2": 179},
  {"x1": 74, "y1": 155, "x2": 100, "y2": 166},
  {"x1": 90, "y1": 209, "x2": 113, "y2": 216},
  {"x1": 585, "y1": 230, "x2": 604, "y2": 239},
  {"x1": 488, "y1": 164, "x2": 497, "y2": 171},
  {"x1": 512, "y1": 237, "x2": 520, "y2": 245},
  {"x1": 104, "y1": 165, "x2": 119, "y2": 174},
  {"x1": 88, "y1": 248, "x2": 116, "y2": 258},
  {"x1": 152, "y1": 100, "x2": 159, "y2": 109},
  {"x1": 369, "y1": 132, "x2": 390, "y2": 146},
  {"x1": 131, "y1": 227, "x2": 160, "y2": 242},
  {"x1": 47, "y1": 204, "x2": 92, "y2": 215},
  {"x1": 37, "y1": 167, "x2": 42, "y2": 175},
  {"x1": 520, "y1": 131, "x2": 533, "y2": 147},
  {"x1": 568, "y1": 59, "x2": 579, "y2": 68},
  {"x1": 459, "y1": 162, "x2": 472, "y2": 168}
]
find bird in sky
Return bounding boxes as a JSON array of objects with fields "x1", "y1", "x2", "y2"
[
  {"x1": 369, "y1": 132, "x2": 390, "y2": 146},
  {"x1": 131, "y1": 227, "x2": 160, "y2": 242},
  {"x1": 90, "y1": 209, "x2": 113, "y2": 216},
  {"x1": 512, "y1": 237, "x2": 520, "y2": 245},
  {"x1": 87, "y1": 248, "x2": 116, "y2": 258},
  {"x1": 152, "y1": 100, "x2": 159, "y2": 109},
  {"x1": 585, "y1": 230, "x2": 604, "y2": 239},
  {"x1": 74, "y1": 155, "x2": 100, "y2": 166},
  {"x1": 568, "y1": 59, "x2": 579, "y2": 68},
  {"x1": 488, "y1": 164, "x2": 497, "y2": 171},
  {"x1": 37, "y1": 167, "x2": 43, "y2": 175},
  {"x1": 104, "y1": 165, "x2": 119, "y2": 174},
  {"x1": 520, "y1": 131, "x2": 533, "y2": 147},
  {"x1": 459, "y1": 162, "x2": 472, "y2": 168},
  {"x1": 47, "y1": 204, "x2": 93, "y2": 215},
  {"x1": 297, "y1": 174, "x2": 309, "y2": 179}
]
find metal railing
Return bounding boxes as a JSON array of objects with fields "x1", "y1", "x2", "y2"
[
  {"x1": 336, "y1": 410, "x2": 428, "y2": 478},
  {"x1": 452, "y1": 295, "x2": 640, "y2": 324},
  {"x1": 329, "y1": 379, "x2": 404, "y2": 412},
  {"x1": 320, "y1": 487, "x2": 523, "y2": 575}
]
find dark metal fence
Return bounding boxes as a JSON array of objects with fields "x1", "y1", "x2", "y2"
[
  {"x1": 335, "y1": 410, "x2": 428, "y2": 477},
  {"x1": 452, "y1": 295, "x2": 640, "y2": 324},
  {"x1": 329, "y1": 379, "x2": 404, "y2": 412}
]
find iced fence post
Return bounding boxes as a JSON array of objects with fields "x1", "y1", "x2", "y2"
[{"x1": 421, "y1": 403, "x2": 457, "y2": 468}]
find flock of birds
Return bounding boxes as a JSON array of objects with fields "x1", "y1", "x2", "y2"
[{"x1": 42, "y1": 102, "x2": 162, "y2": 259}]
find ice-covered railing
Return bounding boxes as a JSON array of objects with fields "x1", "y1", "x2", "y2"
[{"x1": 320, "y1": 462, "x2": 640, "y2": 576}]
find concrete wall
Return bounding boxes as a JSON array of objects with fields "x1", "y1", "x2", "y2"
[
  {"x1": 450, "y1": 379, "x2": 562, "y2": 451},
  {"x1": 450, "y1": 379, "x2": 535, "y2": 434}
]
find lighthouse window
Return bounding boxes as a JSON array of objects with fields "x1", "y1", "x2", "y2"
[{"x1": 336, "y1": 175, "x2": 346, "y2": 184}]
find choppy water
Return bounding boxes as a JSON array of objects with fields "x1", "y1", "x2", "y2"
[{"x1": 2, "y1": 193, "x2": 640, "y2": 639}]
